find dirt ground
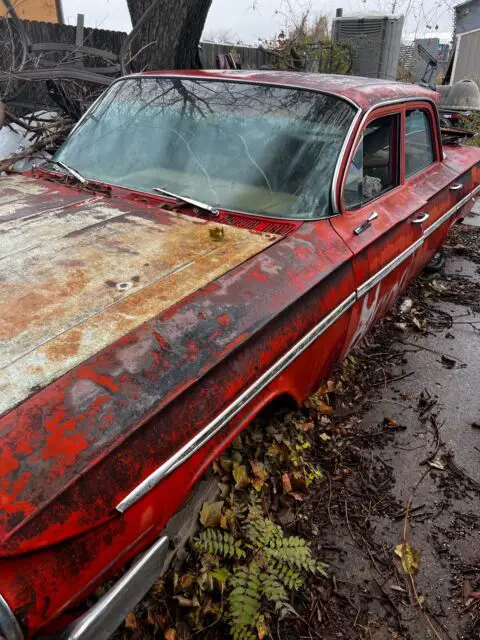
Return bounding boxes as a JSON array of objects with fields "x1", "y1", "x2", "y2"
[
  {"x1": 115, "y1": 222, "x2": 480, "y2": 640},
  {"x1": 288, "y1": 222, "x2": 480, "y2": 640}
]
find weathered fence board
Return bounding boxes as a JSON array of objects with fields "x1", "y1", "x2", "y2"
[{"x1": 200, "y1": 42, "x2": 274, "y2": 69}]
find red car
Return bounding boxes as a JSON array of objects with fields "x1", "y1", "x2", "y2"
[{"x1": 0, "y1": 71, "x2": 479, "y2": 640}]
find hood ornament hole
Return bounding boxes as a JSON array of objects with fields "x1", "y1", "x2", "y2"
[{"x1": 116, "y1": 281, "x2": 133, "y2": 291}]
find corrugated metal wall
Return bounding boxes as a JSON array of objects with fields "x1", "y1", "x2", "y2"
[
  {"x1": 455, "y1": 0, "x2": 480, "y2": 36},
  {"x1": 452, "y1": 29, "x2": 480, "y2": 82}
]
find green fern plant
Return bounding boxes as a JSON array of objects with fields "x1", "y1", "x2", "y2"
[
  {"x1": 195, "y1": 517, "x2": 326, "y2": 639},
  {"x1": 195, "y1": 528, "x2": 246, "y2": 560}
]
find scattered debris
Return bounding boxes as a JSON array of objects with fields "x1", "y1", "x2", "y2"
[{"x1": 209, "y1": 227, "x2": 226, "y2": 241}]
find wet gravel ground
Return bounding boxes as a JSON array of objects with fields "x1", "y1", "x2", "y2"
[{"x1": 290, "y1": 224, "x2": 480, "y2": 640}]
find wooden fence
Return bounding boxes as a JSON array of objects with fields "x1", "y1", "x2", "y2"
[
  {"x1": 200, "y1": 42, "x2": 273, "y2": 69},
  {"x1": 0, "y1": 17, "x2": 347, "y2": 114}
]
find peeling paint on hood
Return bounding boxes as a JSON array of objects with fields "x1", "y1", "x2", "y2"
[{"x1": 0, "y1": 175, "x2": 278, "y2": 417}]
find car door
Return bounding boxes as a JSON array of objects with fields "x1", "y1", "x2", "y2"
[
  {"x1": 331, "y1": 104, "x2": 426, "y2": 356},
  {"x1": 402, "y1": 104, "x2": 462, "y2": 273}
]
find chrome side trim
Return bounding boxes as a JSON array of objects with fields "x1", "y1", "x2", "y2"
[
  {"x1": 356, "y1": 236, "x2": 424, "y2": 299},
  {"x1": 116, "y1": 292, "x2": 357, "y2": 513},
  {"x1": 423, "y1": 184, "x2": 480, "y2": 238},
  {"x1": 0, "y1": 594, "x2": 24, "y2": 640},
  {"x1": 63, "y1": 536, "x2": 169, "y2": 640},
  {"x1": 117, "y1": 184, "x2": 480, "y2": 513}
]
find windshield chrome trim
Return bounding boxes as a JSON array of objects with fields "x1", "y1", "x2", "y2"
[
  {"x1": 122, "y1": 73, "x2": 362, "y2": 111},
  {"x1": 331, "y1": 108, "x2": 363, "y2": 213},
  {"x1": 62, "y1": 74, "x2": 362, "y2": 222}
]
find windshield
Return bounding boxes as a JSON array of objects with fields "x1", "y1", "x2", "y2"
[{"x1": 54, "y1": 77, "x2": 356, "y2": 219}]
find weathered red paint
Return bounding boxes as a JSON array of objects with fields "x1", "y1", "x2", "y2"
[{"x1": 0, "y1": 71, "x2": 479, "y2": 639}]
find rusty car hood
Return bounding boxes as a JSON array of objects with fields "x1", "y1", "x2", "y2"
[
  {"x1": 0, "y1": 174, "x2": 357, "y2": 559},
  {"x1": 0, "y1": 175, "x2": 277, "y2": 418}
]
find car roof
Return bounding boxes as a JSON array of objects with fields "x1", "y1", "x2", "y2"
[{"x1": 139, "y1": 70, "x2": 438, "y2": 111}]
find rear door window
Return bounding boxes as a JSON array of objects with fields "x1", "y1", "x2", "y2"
[{"x1": 405, "y1": 109, "x2": 435, "y2": 178}]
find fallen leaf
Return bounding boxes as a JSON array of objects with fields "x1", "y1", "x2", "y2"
[
  {"x1": 220, "y1": 508, "x2": 235, "y2": 532},
  {"x1": 219, "y1": 457, "x2": 233, "y2": 472},
  {"x1": 217, "y1": 482, "x2": 230, "y2": 499},
  {"x1": 202, "y1": 599, "x2": 222, "y2": 616},
  {"x1": 200, "y1": 501, "x2": 224, "y2": 527},
  {"x1": 412, "y1": 316, "x2": 426, "y2": 332},
  {"x1": 282, "y1": 472, "x2": 292, "y2": 493},
  {"x1": 319, "y1": 432, "x2": 331, "y2": 442},
  {"x1": 256, "y1": 615, "x2": 269, "y2": 639},
  {"x1": 296, "y1": 420, "x2": 314, "y2": 432},
  {"x1": 441, "y1": 355, "x2": 456, "y2": 369},
  {"x1": 316, "y1": 380, "x2": 336, "y2": 396},
  {"x1": 125, "y1": 612, "x2": 139, "y2": 630},
  {"x1": 289, "y1": 491, "x2": 305, "y2": 501},
  {"x1": 250, "y1": 460, "x2": 269, "y2": 491},
  {"x1": 209, "y1": 226, "x2": 225, "y2": 241},
  {"x1": 390, "y1": 585, "x2": 407, "y2": 594},
  {"x1": 277, "y1": 507, "x2": 295, "y2": 526},
  {"x1": 399, "y1": 298, "x2": 413, "y2": 314},
  {"x1": 179, "y1": 573, "x2": 196, "y2": 590},
  {"x1": 232, "y1": 463, "x2": 250, "y2": 489},
  {"x1": 317, "y1": 399, "x2": 334, "y2": 414},
  {"x1": 395, "y1": 542, "x2": 420, "y2": 575},
  {"x1": 165, "y1": 629, "x2": 177, "y2": 640},
  {"x1": 267, "y1": 443, "x2": 281, "y2": 457},
  {"x1": 427, "y1": 457, "x2": 446, "y2": 470},
  {"x1": 211, "y1": 567, "x2": 230, "y2": 585},
  {"x1": 173, "y1": 595, "x2": 200, "y2": 607},
  {"x1": 149, "y1": 578, "x2": 165, "y2": 598},
  {"x1": 429, "y1": 280, "x2": 447, "y2": 293},
  {"x1": 383, "y1": 417, "x2": 397, "y2": 427},
  {"x1": 291, "y1": 470, "x2": 307, "y2": 491}
]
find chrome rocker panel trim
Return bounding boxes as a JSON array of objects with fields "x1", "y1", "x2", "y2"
[
  {"x1": 0, "y1": 594, "x2": 24, "y2": 640},
  {"x1": 62, "y1": 535, "x2": 169, "y2": 640}
]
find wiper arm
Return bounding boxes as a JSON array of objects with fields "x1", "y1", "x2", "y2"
[
  {"x1": 153, "y1": 187, "x2": 219, "y2": 216},
  {"x1": 49, "y1": 160, "x2": 86, "y2": 184}
]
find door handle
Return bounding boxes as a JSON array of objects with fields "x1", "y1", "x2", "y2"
[
  {"x1": 354, "y1": 211, "x2": 378, "y2": 235},
  {"x1": 411, "y1": 212, "x2": 430, "y2": 224},
  {"x1": 450, "y1": 183, "x2": 463, "y2": 191}
]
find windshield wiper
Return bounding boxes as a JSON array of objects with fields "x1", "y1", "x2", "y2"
[
  {"x1": 48, "y1": 159, "x2": 86, "y2": 184},
  {"x1": 153, "y1": 187, "x2": 219, "y2": 216}
]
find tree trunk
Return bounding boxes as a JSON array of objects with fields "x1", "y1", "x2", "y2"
[{"x1": 125, "y1": 0, "x2": 212, "y2": 71}]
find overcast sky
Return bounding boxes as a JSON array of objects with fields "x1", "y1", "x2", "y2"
[{"x1": 61, "y1": 0, "x2": 454, "y2": 44}]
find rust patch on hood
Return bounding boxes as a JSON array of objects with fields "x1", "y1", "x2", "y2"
[{"x1": 0, "y1": 176, "x2": 278, "y2": 416}]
